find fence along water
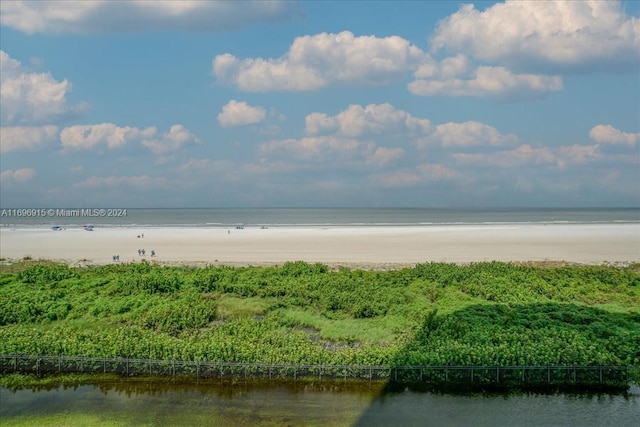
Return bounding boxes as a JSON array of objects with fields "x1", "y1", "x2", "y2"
[{"x1": 1, "y1": 355, "x2": 634, "y2": 387}]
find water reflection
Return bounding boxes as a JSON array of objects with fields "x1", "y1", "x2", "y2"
[{"x1": 2, "y1": 379, "x2": 639, "y2": 427}]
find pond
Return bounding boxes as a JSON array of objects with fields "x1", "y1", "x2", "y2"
[{"x1": 2, "y1": 380, "x2": 639, "y2": 426}]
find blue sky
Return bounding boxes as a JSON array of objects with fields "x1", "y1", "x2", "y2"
[{"x1": 1, "y1": 0, "x2": 638, "y2": 208}]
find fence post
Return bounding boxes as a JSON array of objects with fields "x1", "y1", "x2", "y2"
[
  {"x1": 470, "y1": 367, "x2": 474, "y2": 383},
  {"x1": 547, "y1": 366, "x2": 550, "y2": 383},
  {"x1": 599, "y1": 366, "x2": 602, "y2": 383},
  {"x1": 496, "y1": 366, "x2": 499, "y2": 383}
]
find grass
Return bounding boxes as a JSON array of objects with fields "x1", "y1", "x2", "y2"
[{"x1": 0, "y1": 261, "x2": 638, "y2": 367}]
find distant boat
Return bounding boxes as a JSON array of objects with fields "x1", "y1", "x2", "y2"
[{"x1": 51, "y1": 225, "x2": 62, "y2": 231}]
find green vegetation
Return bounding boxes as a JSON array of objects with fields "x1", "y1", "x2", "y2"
[{"x1": 1, "y1": 261, "x2": 638, "y2": 367}]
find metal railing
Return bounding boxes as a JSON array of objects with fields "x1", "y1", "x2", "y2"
[{"x1": 0, "y1": 355, "x2": 633, "y2": 386}]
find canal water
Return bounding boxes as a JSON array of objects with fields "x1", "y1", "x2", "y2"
[{"x1": 1, "y1": 380, "x2": 639, "y2": 426}]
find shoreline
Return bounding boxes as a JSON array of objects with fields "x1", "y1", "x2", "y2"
[{"x1": 1, "y1": 223, "x2": 638, "y2": 268}]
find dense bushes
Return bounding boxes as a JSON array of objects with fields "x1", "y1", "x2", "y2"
[{"x1": 0, "y1": 261, "x2": 638, "y2": 366}]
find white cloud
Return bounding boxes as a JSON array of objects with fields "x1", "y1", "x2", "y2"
[
  {"x1": 431, "y1": 0, "x2": 640, "y2": 70},
  {"x1": 0, "y1": 125, "x2": 58, "y2": 153},
  {"x1": 0, "y1": 168, "x2": 37, "y2": 183},
  {"x1": 371, "y1": 164, "x2": 459, "y2": 188},
  {"x1": 73, "y1": 175, "x2": 166, "y2": 189},
  {"x1": 258, "y1": 136, "x2": 369, "y2": 162},
  {"x1": 0, "y1": 1, "x2": 301, "y2": 34},
  {"x1": 370, "y1": 147, "x2": 405, "y2": 167},
  {"x1": 305, "y1": 103, "x2": 431, "y2": 137},
  {"x1": 60, "y1": 123, "x2": 199, "y2": 154},
  {"x1": 217, "y1": 100, "x2": 266, "y2": 127},
  {"x1": 258, "y1": 134, "x2": 405, "y2": 170},
  {"x1": 213, "y1": 31, "x2": 425, "y2": 91},
  {"x1": 409, "y1": 66, "x2": 563, "y2": 98},
  {"x1": 414, "y1": 54, "x2": 471, "y2": 79},
  {"x1": 0, "y1": 50, "x2": 87, "y2": 125},
  {"x1": 589, "y1": 125, "x2": 639, "y2": 146},
  {"x1": 418, "y1": 121, "x2": 518, "y2": 148},
  {"x1": 555, "y1": 144, "x2": 601, "y2": 167},
  {"x1": 60, "y1": 123, "x2": 154, "y2": 151},
  {"x1": 141, "y1": 124, "x2": 200, "y2": 155},
  {"x1": 453, "y1": 144, "x2": 600, "y2": 168}
]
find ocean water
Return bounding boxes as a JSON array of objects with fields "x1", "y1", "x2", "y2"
[{"x1": 1, "y1": 207, "x2": 638, "y2": 228}]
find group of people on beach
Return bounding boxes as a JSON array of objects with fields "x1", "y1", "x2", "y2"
[
  {"x1": 110, "y1": 232, "x2": 156, "y2": 262},
  {"x1": 137, "y1": 232, "x2": 154, "y2": 257},
  {"x1": 138, "y1": 249, "x2": 155, "y2": 256}
]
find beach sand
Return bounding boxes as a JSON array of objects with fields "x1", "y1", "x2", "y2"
[{"x1": 1, "y1": 223, "x2": 638, "y2": 268}]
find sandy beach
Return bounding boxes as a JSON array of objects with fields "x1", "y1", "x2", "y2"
[{"x1": 1, "y1": 223, "x2": 638, "y2": 268}]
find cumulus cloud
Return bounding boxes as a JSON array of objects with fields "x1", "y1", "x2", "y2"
[
  {"x1": 213, "y1": 31, "x2": 425, "y2": 91},
  {"x1": 453, "y1": 144, "x2": 600, "y2": 168},
  {"x1": 60, "y1": 123, "x2": 155, "y2": 151},
  {"x1": 302, "y1": 103, "x2": 519, "y2": 153},
  {"x1": 0, "y1": 125, "x2": 58, "y2": 153},
  {"x1": 305, "y1": 103, "x2": 431, "y2": 137},
  {"x1": 257, "y1": 134, "x2": 405, "y2": 170},
  {"x1": 431, "y1": 0, "x2": 640, "y2": 71},
  {"x1": 589, "y1": 125, "x2": 639, "y2": 146},
  {"x1": 0, "y1": 168, "x2": 37, "y2": 183},
  {"x1": 370, "y1": 147, "x2": 405, "y2": 167},
  {"x1": 141, "y1": 124, "x2": 200, "y2": 155},
  {"x1": 258, "y1": 136, "x2": 369, "y2": 162},
  {"x1": 60, "y1": 123, "x2": 199, "y2": 154},
  {"x1": 213, "y1": 29, "x2": 564, "y2": 98},
  {"x1": 73, "y1": 175, "x2": 167, "y2": 189},
  {"x1": 0, "y1": 1, "x2": 302, "y2": 34},
  {"x1": 217, "y1": 100, "x2": 266, "y2": 127},
  {"x1": 371, "y1": 164, "x2": 459, "y2": 188},
  {"x1": 409, "y1": 66, "x2": 563, "y2": 98},
  {"x1": 0, "y1": 50, "x2": 87, "y2": 124},
  {"x1": 419, "y1": 121, "x2": 518, "y2": 148}
]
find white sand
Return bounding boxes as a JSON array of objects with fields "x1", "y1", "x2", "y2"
[{"x1": 1, "y1": 224, "x2": 638, "y2": 267}]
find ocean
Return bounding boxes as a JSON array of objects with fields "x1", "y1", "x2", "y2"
[{"x1": 1, "y1": 207, "x2": 638, "y2": 228}]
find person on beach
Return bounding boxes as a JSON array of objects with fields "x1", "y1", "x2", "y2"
[{"x1": 151, "y1": 250, "x2": 155, "y2": 257}]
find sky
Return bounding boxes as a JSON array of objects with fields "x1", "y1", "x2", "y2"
[{"x1": 0, "y1": 0, "x2": 639, "y2": 208}]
